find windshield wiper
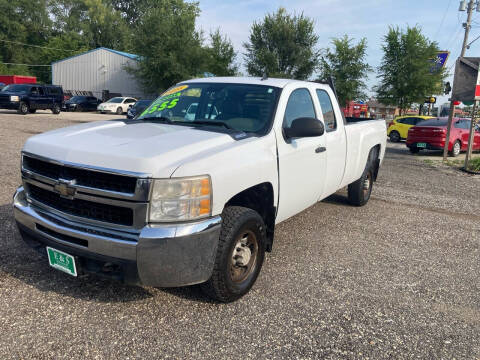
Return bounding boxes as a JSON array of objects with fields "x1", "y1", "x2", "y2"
[{"x1": 190, "y1": 120, "x2": 233, "y2": 130}]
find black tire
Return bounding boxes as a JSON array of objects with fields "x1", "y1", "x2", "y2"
[
  {"x1": 52, "y1": 103, "x2": 61, "y2": 114},
  {"x1": 449, "y1": 140, "x2": 461, "y2": 157},
  {"x1": 201, "y1": 206, "x2": 266, "y2": 302},
  {"x1": 409, "y1": 147, "x2": 420, "y2": 154},
  {"x1": 28, "y1": 109, "x2": 36, "y2": 114},
  {"x1": 348, "y1": 149, "x2": 378, "y2": 206},
  {"x1": 18, "y1": 102, "x2": 29, "y2": 115},
  {"x1": 116, "y1": 107, "x2": 123, "y2": 115},
  {"x1": 75, "y1": 105, "x2": 83, "y2": 112},
  {"x1": 389, "y1": 131, "x2": 401, "y2": 142}
]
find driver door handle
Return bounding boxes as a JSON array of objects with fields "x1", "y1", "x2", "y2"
[{"x1": 315, "y1": 146, "x2": 326, "y2": 153}]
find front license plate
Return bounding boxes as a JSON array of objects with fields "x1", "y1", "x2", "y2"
[
  {"x1": 417, "y1": 142, "x2": 427, "y2": 148},
  {"x1": 46, "y1": 247, "x2": 77, "y2": 277}
]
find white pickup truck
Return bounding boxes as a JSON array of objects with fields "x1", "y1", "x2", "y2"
[{"x1": 13, "y1": 77, "x2": 386, "y2": 302}]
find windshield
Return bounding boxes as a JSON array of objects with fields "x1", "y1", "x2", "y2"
[
  {"x1": 107, "y1": 97, "x2": 123, "y2": 103},
  {"x1": 137, "y1": 83, "x2": 280, "y2": 135},
  {"x1": 70, "y1": 96, "x2": 86, "y2": 102},
  {"x1": 1, "y1": 84, "x2": 30, "y2": 93}
]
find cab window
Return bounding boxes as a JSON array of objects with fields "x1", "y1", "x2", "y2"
[
  {"x1": 316, "y1": 89, "x2": 337, "y2": 132},
  {"x1": 284, "y1": 88, "x2": 316, "y2": 128},
  {"x1": 401, "y1": 117, "x2": 416, "y2": 125}
]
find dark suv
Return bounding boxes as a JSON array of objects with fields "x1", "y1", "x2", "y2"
[{"x1": 0, "y1": 84, "x2": 64, "y2": 115}]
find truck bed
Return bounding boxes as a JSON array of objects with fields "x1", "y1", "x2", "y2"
[{"x1": 341, "y1": 119, "x2": 387, "y2": 188}]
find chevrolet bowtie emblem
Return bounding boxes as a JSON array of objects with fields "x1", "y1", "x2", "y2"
[{"x1": 53, "y1": 179, "x2": 76, "y2": 199}]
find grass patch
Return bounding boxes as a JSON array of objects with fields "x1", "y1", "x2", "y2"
[
  {"x1": 467, "y1": 157, "x2": 480, "y2": 172},
  {"x1": 444, "y1": 159, "x2": 463, "y2": 167}
]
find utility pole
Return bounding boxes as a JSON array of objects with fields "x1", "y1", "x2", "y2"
[{"x1": 443, "y1": 0, "x2": 476, "y2": 161}]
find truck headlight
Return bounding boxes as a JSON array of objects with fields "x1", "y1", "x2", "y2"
[
  {"x1": 149, "y1": 176, "x2": 212, "y2": 222},
  {"x1": 10, "y1": 96, "x2": 19, "y2": 102}
]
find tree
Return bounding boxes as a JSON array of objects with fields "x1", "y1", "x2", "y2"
[
  {"x1": 204, "y1": 29, "x2": 238, "y2": 76},
  {"x1": 129, "y1": 0, "x2": 203, "y2": 94},
  {"x1": 318, "y1": 35, "x2": 371, "y2": 107},
  {"x1": 375, "y1": 26, "x2": 447, "y2": 114},
  {"x1": 243, "y1": 7, "x2": 319, "y2": 79}
]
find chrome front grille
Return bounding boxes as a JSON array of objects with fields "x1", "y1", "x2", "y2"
[
  {"x1": 21, "y1": 152, "x2": 152, "y2": 230},
  {"x1": 23, "y1": 155, "x2": 138, "y2": 194}
]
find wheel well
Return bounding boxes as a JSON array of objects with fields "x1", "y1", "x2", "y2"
[{"x1": 225, "y1": 183, "x2": 275, "y2": 252}]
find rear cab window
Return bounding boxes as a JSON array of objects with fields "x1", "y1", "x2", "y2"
[{"x1": 315, "y1": 89, "x2": 337, "y2": 132}]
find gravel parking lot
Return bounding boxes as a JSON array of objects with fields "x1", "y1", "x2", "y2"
[{"x1": 1, "y1": 110, "x2": 479, "y2": 359}]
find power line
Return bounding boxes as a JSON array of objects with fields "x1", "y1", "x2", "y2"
[
  {"x1": 0, "y1": 39, "x2": 78, "y2": 52},
  {"x1": 435, "y1": 0, "x2": 453, "y2": 39},
  {"x1": 0, "y1": 62, "x2": 51, "y2": 67}
]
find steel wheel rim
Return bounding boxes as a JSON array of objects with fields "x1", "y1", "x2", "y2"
[
  {"x1": 21, "y1": 104, "x2": 27, "y2": 113},
  {"x1": 391, "y1": 132, "x2": 399, "y2": 142},
  {"x1": 363, "y1": 172, "x2": 372, "y2": 198},
  {"x1": 230, "y1": 230, "x2": 258, "y2": 283}
]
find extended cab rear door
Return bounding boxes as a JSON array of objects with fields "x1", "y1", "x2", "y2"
[
  {"x1": 274, "y1": 84, "x2": 327, "y2": 223},
  {"x1": 313, "y1": 87, "x2": 347, "y2": 199}
]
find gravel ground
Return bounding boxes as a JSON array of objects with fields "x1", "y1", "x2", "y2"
[{"x1": 0, "y1": 111, "x2": 479, "y2": 359}]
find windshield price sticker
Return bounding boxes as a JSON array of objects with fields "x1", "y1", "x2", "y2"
[
  {"x1": 141, "y1": 91, "x2": 183, "y2": 116},
  {"x1": 161, "y1": 84, "x2": 189, "y2": 96}
]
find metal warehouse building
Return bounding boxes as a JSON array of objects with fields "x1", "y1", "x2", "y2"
[{"x1": 52, "y1": 47, "x2": 145, "y2": 99}]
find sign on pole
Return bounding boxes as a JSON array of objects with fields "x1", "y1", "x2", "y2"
[
  {"x1": 451, "y1": 57, "x2": 480, "y2": 101},
  {"x1": 430, "y1": 51, "x2": 450, "y2": 73}
]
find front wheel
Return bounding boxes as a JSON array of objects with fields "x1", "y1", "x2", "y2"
[
  {"x1": 18, "y1": 102, "x2": 29, "y2": 115},
  {"x1": 116, "y1": 107, "x2": 123, "y2": 115},
  {"x1": 201, "y1": 206, "x2": 266, "y2": 302}
]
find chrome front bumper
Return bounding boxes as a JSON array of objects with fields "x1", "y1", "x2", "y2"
[{"x1": 13, "y1": 186, "x2": 222, "y2": 287}]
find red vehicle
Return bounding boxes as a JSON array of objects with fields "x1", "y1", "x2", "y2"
[
  {"x1": 0, "y1": 75, "x2": 37, "y2": 85},
  {"x1": 406, "y1": 117, "x2": 480, "y2": 157}
]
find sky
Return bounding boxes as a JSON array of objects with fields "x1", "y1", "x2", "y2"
[{"x1": 195, "y1": 0, "x2": 480, "y2": 105}]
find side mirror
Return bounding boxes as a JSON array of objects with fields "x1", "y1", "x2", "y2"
[{"x1": 284, "y1": 117, "x2": 325, "y2": 139}]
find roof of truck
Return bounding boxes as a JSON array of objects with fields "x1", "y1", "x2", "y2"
[{"x1": 182, "y1": 76, "x2": 318, "y2": 88}]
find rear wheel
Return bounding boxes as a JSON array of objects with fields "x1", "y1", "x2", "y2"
[
  {"x1": 116, "y1": 107, "x2": 123, "y2": 115},
  {"x1": 449, "y1": 140, "x2": 461, "y2": 157},
  {"x1": 52, "y1": 103, "x2": 61, "y2": 114},
  {"x1": 389, "y1": 130, "x2": 401, "y2": 142},
  {"x1": 201, "y1": 206, "x2": 266, "y2": 302},
  {"x1": 18, "y1": 102, "x2": 29, "y2": 115}
]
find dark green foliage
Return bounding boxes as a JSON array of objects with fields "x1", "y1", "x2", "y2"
[
  {"x1": 243, "y1": 7, "x2": 319, "y2": 80},
  {"x1": 204, "y1": 29, "x2": 238, "y2": 77},
  {"x1": 318, "y1": 35, "x2": 371, "y2": 107},
  {"x1": 128, "y1": 0, "x2": 203, "y2": 94},
  {"x1": 375, "y1": 26, "x2": 447, "y2": 114}
]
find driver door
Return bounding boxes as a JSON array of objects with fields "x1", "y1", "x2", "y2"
[{"x1": 275, "y1": 87, "x2": 327, "y2": 223}]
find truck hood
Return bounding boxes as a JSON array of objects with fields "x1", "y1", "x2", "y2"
[{"x1": 23, "y1": 120, "x2": 236, "y2": 178}]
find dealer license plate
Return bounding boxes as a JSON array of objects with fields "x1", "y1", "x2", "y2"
[
  {"x1": 417, "y1": 142, "x2": 427, "y2": 148},
  {"x1": 46, "y1": 247, "x2": 77, "y2": 277}
]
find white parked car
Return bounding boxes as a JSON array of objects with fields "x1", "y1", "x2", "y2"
[
  {"x1": 13, "y1": 77, "x2": 386, "y2": 302},
  {"x1": 97, "y1": 97, "x2": 137, "y2": 114}
]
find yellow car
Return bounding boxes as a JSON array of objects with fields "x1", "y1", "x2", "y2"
[{"x1": 387, "y1": 115, "x2": 434, "y2": 142}]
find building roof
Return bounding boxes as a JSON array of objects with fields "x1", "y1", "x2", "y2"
[{"x1": 51, "y1": 47, "x2": 139, "y2": 65}]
